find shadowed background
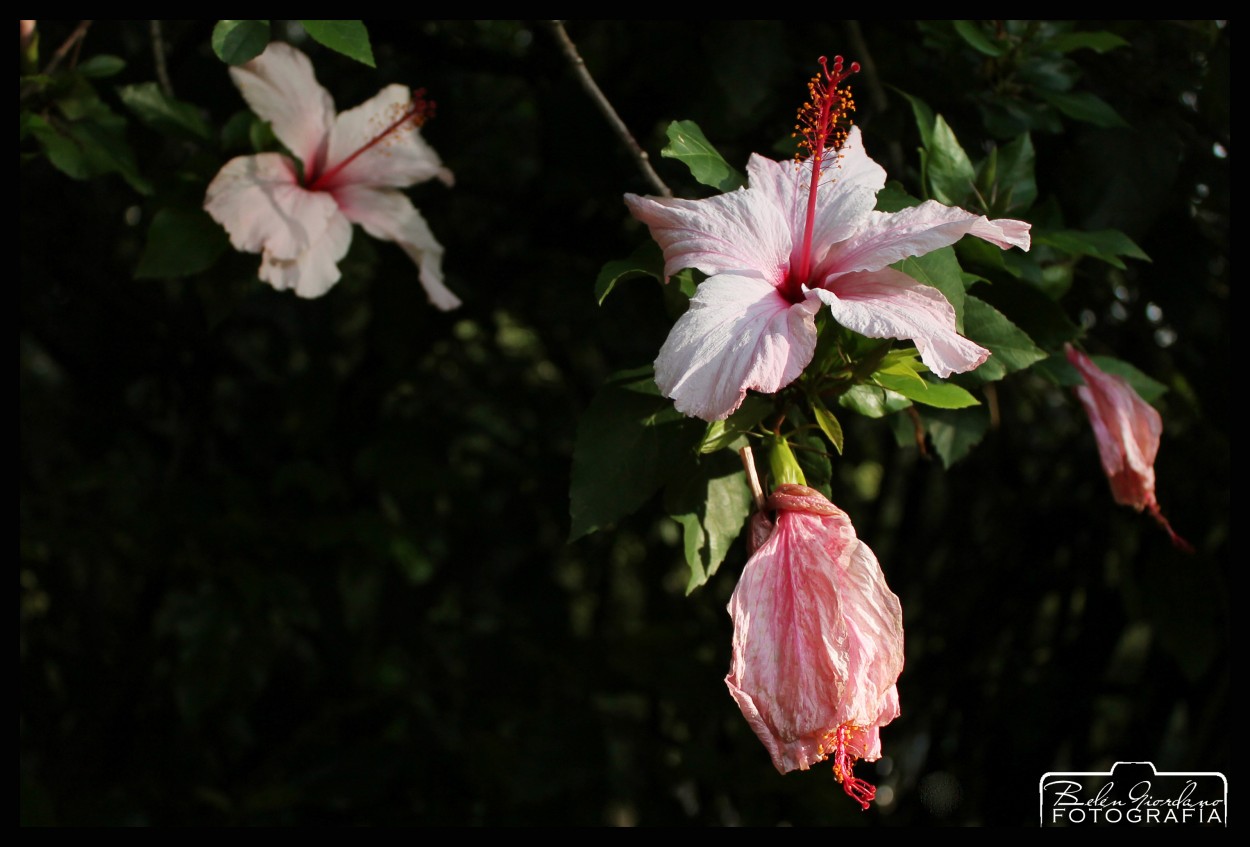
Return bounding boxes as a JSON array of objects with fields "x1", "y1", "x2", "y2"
[{"x1": 20, "y1": 20, "x2": 1229, "y2": 825}]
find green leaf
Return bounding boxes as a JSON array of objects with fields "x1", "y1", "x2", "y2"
[
  {"x1": 1043, "y1": 31, "x2": 1130, "y2": 54},
  {"x1": 594, "y1": 241, "x2": 662, "y2": 306},
  {"x1": 989, "y1": 133, "x2": 1037, "y2": 213},
  {"x1": 875, "y1": 182, "x2": 922, "y2": 214},
  {"x1": 838, "y1": 384, "x2": 911, "y2": 419},
  {"x1": 664, "y1": 453, "x2": 752, "y2": 593},
  {"x1": 972, "y1": 278, "x2": 1081, "y2": 350},
  {"x1": 76, "y1": 55, "x2": 126, "y2": 78},
  {"x1": 1038, "y1": 90, "x2": 1129, "y2": 129},
  {"x1": 1036, "y1": 353, "x2": 1168, "y2": 404},
  {"x1": 896, "y1": 245, "x2": 966, "y2": 329},
  {"x1": 135, "y1": 208, "x2": 229, "y2": 279},
  {"x1": 874, "y1": 373, "x2": 979, "y2": 409},
  {"x1": 660, "y1": 120, "x2": 745, "y2": 192},
  {"x1": 952, "y1": 20, "x2": 1004, "y2": 57},
  {"x1": 1033, "y1": 229, "x2": 1149, "y2": 270},
  {"x1": 31, "y1": 98, "x2": 152, "y2": 194},
  {"x1": 301, "y1": 20, "x2": 375, "y2": 68},
  {"x1": 897, "y1": 90, "x2": 936, "y2": 152},
  {"x1": 117, "y1": 82, "x2": 211, "y2": 141},
  {"x1": 927, "y1": 115, "x2": 977, "y2": 206},
  {"x1": 569, "y1": 369, "x2": 703, "y2": 540},
  {"x1": 699, "y1": 395, "x2": 772, "y2": 454},
  {"x1": 924, "y1": 406, "x2": 990, "y2": 469},
  {"x1": 212, "y1": 20, "x2": 270, "y2": 66},
  {"x1": 810, "y1": 398, "x2": 845, "y2": 454},
  {"x1": 792, "y1": 429, "x2": 832, "y2": 498},
  {"x1": 961, "y1": 295, "x2": 1047, "y2": 383},
  {"x1": 767, "y1": 435, "x2": 805, "y2": 487}
]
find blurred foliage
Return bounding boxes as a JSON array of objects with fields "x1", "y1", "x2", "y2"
[{"x1": 20, "y1": 20, "x2": 1228, "y2": 825}]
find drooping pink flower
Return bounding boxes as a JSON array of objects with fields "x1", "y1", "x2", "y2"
[
  {"x1": 625, "y1": 57, "x2": 1030, "y2": 421},
  {"x1": 1066, "y1": 344, "x2": 1191, "y2": 552},
  {"x1": 205, "y1": 42, "x2": 459, "y2": 307},
  {"x1": 727, "y1": 484, "x2": 904, "y2": 808}
]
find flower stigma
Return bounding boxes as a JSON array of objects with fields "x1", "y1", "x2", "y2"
[
  {"x1": 819, "y1": 722, "x2": 877, "y2": 810},
  {"x1": 786, "y1": 55, "x2": 860, "y2": 302}
]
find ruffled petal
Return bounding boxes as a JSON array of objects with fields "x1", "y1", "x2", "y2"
[
  {"x1": 204, "y1": 153, "x2": 339, "y2": 261},
  {"x1": 321, "y1": 84, "x2": 453, "y2": 190},
  {"x1": 655, "y1": 275, "x2": 819, "y2": 421},
  {"x1": 624, "y1": 187, "x2": 792, "y2": 285},
  {"x1": 334, "y1": 184, "x2": 460, "y2": 310},
  {"x1": 725, "y1": 493, "x2": 904, "y2": 775},
  {"x1": 819, "y1": 200, "x2": 1031, "y2": 278},
  {"x1": 746, "y1": 126, "x2": 886, "y2": 268},
  {"x1": 815, "y1": 268, "x2": 989, "y2": 377},
  {"x1": 229, "y1": 42, "x2": 334, "y2": 176},
  {"x1": 257, "y1": 211, "x2": 353, "y2": 298}
]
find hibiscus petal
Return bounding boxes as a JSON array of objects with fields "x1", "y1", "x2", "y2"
[
  {"x1": 257, "y1": 211, "x2": 353, "y2": 299},
  {"x1": 334, "y1": 184, "x2": 460, "y2": 310},
  {"x1": 204, "y1": 153, "x2": 340, "y2": 261},
  {"x1": 815, "y1": 268, "x2": 990, "y2": 377},
  {"x1": 655, "y1": 275, "x2": 819, "y2": 421},
  {"x1": 746, "y1": 127, "x2": 886, "y2": 267},
  {"x1": 624, "y1": 188, "x2": 792, "y2": 285},
  {"x1": 229, "y1": 42, "x2": 334, "y2": 177},
  {"x1": 820, "y1": 200, "x2": 1031, "y2": 277},
  {"x1": 323, "y1": 84, "x2": 453, "y2": 190},
  {"x1": 725, "y1": 498, "x2": 903, "y2": 774}
]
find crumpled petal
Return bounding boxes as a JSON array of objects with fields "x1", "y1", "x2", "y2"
[
  {"x1": 625, "y1": 188, "x2": 792, "y2": 285},
  {"x1": 726, "y1": 487, "x2": 904, "y2": 776},
  {"x1": 204, "y1": 153, "x2": 340, "y2": 261},
  {"x1": 258, "y1": 211, "x2": 353, "y2": 299},
  {"x1": 818, "y1": 200, "x2": 1031, "y2": 281},
  {"x1": 323, "y1": 84, "x2": 454, "y2": 191},
  {"x1": 228, "y1": 42, "x2": 334, "y2": 177},
  {"x1": 655, "y1": 275, "x2": 819, "y2": 421},
  {"x1": 335, "y1": 184, "x2": 460, "y2": 310},
  {"x1": 814, "y1": 268, "x2": 990, "y2": 377}
]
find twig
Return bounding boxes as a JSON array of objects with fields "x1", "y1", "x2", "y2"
[
  {"x1": 20, "y1": 20, "x2": 92, "y2": 103},
  {"x1": 150, "y1": 20, "x2": 173, "y2": 97},
  {"x1": 740, "y1": 446, "x2": 765, "y2": 511},
  {"x1": 545, "y1": 21, "x2": 672, "y2": 197}
]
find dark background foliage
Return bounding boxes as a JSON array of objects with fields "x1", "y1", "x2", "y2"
[{"x1": 21, "y1": 20, "x2": 1229, "y2": 825}]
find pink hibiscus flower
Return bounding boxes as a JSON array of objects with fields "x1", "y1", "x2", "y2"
[
  {"x1": 1066, "y1": 345, "x2": 1191, "y2": 552},
  {"x1": 727, "y1": 484, "x2": 904, "y2": 808},
  {"x1": 625, "y1": 58, "x2": 1030, "y2": 421},
  {"x1": 205, "y1": 42, "x2": 459, "y2": 307}
]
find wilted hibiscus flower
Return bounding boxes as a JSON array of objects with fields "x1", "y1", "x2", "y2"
[
  {"x1": 727, "y1": 484, "x2": 904, "y2": 808},
  {"x1": 626, "y1": 57, "x2": 1030, "y2": 421},
  {"x1": 206, "y1": 42, "x2": 459, "y2": 307},
  {"x1": 1066, "y1": 344, "x2": 1191, "y2": 552}
]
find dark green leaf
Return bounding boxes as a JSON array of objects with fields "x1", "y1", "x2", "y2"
[
  {"x1": 1043, "y1": 31, "x2": 1130, "y2": 54},
  {"x1": 569, "y1": 370, "x2": 703, "y2": 540},
  {"x1": 77, "y1": 55, "x2": 126, "y2": 78},
  {"x1": 1039, "y1": 90, "x2": 1129, "y2": 129},
  {"x1": 989, "y1": 133, "x2": 1037, "y2": 213},
  {"x1": 972, "y1": 278, "x2": 1081, "y2": 349},
  {"x1": 1036, "y1": 352, "x2": 1168, "y2": 404},
  {"x1": 1034, "y1": 229, "x2": 1150, "y2": 270},
  {"x1": 661, "y1": 120, "x2": 744, "y2": 192},
  {"x1": 791, "y1": 428, "x2": 832, "y2": 498},
  {"x1": 927, "y1": 116, "x2": 977, "y2": 206},
  {"x1": 953, "y1": 20, "x2": 1004, "y2": 57},
  {"x1": 699, "y1": 395, "x2": 772, "y2": 454},
  {"x1": 875, "y1": 373, "x2": 979, "y2": 409},
  {"x1": 838, "y1": 384, "x2": 911, "y2": 419},
  {"x1": 961, "y1": 295, "x2": 1047, "y2": 383},
  {"x1": 211, "y1": 20, "x2": 270, "y2": 66},
  {"x1": 897, "y1": 90, "x2": 936, "y2": 152},
  {"x1": 117, "y1": 82, "x2": 212, "y2": 141},
  {"x1": 594, "y1": 241, "x2": 663, "y2": 305},
  {"x1": 135, "y1": 208, "x2": 229, "y2": 279},
  {"x1": 896, "y1": 246, "x2": 966, "y2": 329},
  {"x1": 664, "y1": 452, "x2": 752, "y2": 593},
  {"x1": 875, "y1": 182, "x2": 921, "y2": 214},
  {"x1": 924, "y1": 406, "x2": 990, "y2": 469},
  {"x1": 301, "y1": 20, "x2": 375, "y2": 68}
]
